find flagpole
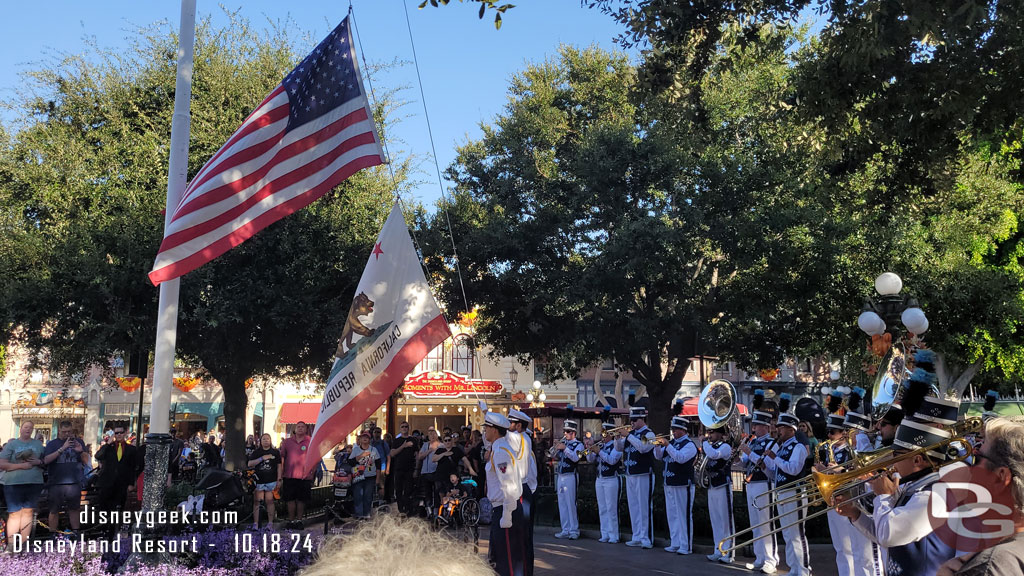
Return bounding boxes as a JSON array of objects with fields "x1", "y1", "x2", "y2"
[{"x1": 141, "y1": 0, "x2": 195, "y2": 519}]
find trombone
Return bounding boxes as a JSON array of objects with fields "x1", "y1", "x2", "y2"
[
  {"x1": 719, "y1": 418, "x2": 981, "y2": 556},
  {"x1": 720, "y1": 428, "x2": 974, "y2": 553}
]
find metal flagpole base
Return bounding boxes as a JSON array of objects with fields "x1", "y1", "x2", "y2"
[{"x1": 120, "y1": 433, "x2": 173, "y2": 572}]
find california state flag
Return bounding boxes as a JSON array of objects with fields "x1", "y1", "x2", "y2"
[{"x1": 304, "y1": 203, "x2": 451, "y2": 475}]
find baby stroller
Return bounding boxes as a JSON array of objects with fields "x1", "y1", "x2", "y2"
[
  {"x1": 323, "y1": 463, "x2": 355, "y2": 533},
  {"x1": 182, "y1": 467, "x2": 245, "y2": 519}
]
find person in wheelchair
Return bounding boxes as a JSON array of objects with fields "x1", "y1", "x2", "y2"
[{"x1": 438, "y1": 474, "x2": 469, "y2": 522}]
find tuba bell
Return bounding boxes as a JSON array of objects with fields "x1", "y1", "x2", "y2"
[{"x1": 695, "y1": 379, "x2": 742, "y2": 489}]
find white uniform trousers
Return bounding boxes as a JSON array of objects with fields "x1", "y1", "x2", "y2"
[
  {"x1": 625, "y1": 473, "x2": 655, "y2": 546},
  {"x1": 777, "y1": 487, "x2": 811, "y2": 576},
  {"x1": 745, "y1": 481, "x2": 780, "y2": 568},
  {"x1": 708, "y1": 483, "x2": 736, "y2": 560},
  {"x1": 595, "y1": 475, "x2": 621, "y2": 542},
  {"x1": 848, "y1": 514, "x2": 882, "y2": 576},
  {"x1": 664, "y1": 483, "x2": 694, "y2": 553},
  {"x1": 555, "y1": 473, "x2": 579, "y2": 536},
  {"x1": 827, "y1": 509, "x2": 854, "y2": 576}
]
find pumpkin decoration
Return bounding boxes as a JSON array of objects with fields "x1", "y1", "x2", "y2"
[{"x1": 758, "y1": 368, "x2": 780, "y2": 382}]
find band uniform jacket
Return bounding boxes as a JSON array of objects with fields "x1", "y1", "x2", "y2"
[
  {"x1": 849, "y1": 468, "x2": 959, "y2": 576},
  {"x1": 617, "y1": 427, "x2": 656, "y2": 475},
  {"x1": 765, "y1": 436, "x2": 809, "y2": 486},
  {"x1": 741, "y1": 433, "x2": 775, "y2": 483},
  {"x1": 702, "y1": 440, "x2": 734, "y2": 488},
  {"x1": 588, "y1": 440, "x2": 622, "y2": 477},
  {"x1": 656, "y1": 435, "x2": 697, "y2": 486}
]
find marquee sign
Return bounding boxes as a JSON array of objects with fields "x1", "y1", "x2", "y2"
[{"x1": 403, "y1": 370, "x2": 504, "y2": 398}]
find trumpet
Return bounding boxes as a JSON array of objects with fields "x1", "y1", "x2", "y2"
[
  {"x1": 644, "y1": 433, "x2": 673, "y2": 446},
  {"x1": 601, "y1": 424, "x2": 632, "y2": 438},
  {"x1": 720, "y1": 418, "x2": 981, "y2": 556},
  {"x1": 547, "y1": 436, "x2": 568, "y2": 458}
]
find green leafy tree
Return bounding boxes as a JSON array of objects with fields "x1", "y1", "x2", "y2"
[
  {"x1": 0, "y1": 13, "x2": 409, "y2": 468},
  {"x1": 422, "y1": 38, "x2": 860, "y2": 430}
]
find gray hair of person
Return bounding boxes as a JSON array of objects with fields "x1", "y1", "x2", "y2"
[
  {"x1": 303, "y1": 513, "x2": 493, "y2": 576},
  {"x1": 984, "y1": 417, "x2": 1024, "y2": 514}
]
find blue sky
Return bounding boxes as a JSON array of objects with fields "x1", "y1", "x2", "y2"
[{"x1": 0, "y1": 1, "x2": 632, "y2": 207}]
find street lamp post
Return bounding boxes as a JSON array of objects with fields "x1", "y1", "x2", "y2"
[
  {"x1": 857, "y1": 272, "x2": 930, "y2": 338},
  {"x1": 509, "y1": 366, "x2": 518, "y2": 390}
]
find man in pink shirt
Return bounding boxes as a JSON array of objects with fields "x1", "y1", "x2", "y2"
[{"x1": 279, "y1": 421, "x2": 314, "y2": 529}]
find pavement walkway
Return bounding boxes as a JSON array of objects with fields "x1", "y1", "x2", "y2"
[{"x1": 480, "y1": 526, "x2": 842, "y2": 576}]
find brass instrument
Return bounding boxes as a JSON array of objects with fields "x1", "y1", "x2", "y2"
[
  {"x1": 644, "y1": 433, "x2": 673, "y2": 446},
  {"x1": 720, "y1": 417, "x2": 982, "y2": 556},
  {"x1": 695, "y1": 379, "x2": 744, "y2": 488},
  {"x1": 547, "y1": 436, "x2": 568, "y2": 458},
  {"x1": 601, "y1": 424, "x2": 631, "y2": 439}
]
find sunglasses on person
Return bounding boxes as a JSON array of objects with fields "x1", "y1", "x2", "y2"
[
  {"x1": 114, "y1": 430, "x2": 125, "y2": 435},
  {"x1": 973, "y1": 450, "x2": 1008, "y2": 469}
]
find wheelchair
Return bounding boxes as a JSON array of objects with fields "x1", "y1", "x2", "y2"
[{"x1": 431, "y1": 477, "x2": 480, "y2": 547}]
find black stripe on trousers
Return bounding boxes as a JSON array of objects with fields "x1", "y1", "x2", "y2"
[
  {"x1": 647, "y1": 473, "x2": 655, "y2": 543},
  {"x1": 797, "y1": 498, "x2": 810, "y2": 570},
  {"x1": 685, "y1": 485, "x2": 693, "y2": 552},
  {"x1": 726, "y1": 487, "x2": 735, "y2": 554}
]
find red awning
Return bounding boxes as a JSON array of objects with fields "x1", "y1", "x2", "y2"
[
  {"x1": 278, "y1": 403, "x2": 320, "y2": 424},
  {"x1": 680, "y1": 397, "x2": 749, "y2": 417}
]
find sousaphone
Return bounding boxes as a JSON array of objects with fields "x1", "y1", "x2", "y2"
[{"x1": 695, "y1": 379, "x2": 742, "y2": 488}]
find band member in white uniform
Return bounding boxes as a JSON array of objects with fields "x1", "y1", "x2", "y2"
[
  {"x1": 740, "y1": 409, "x2": 780, "y2": 574},
  {"x1": 820, "y1": 414, "x2": 857, "y2": 576},
  {"x1": 703, "y1": 425, "x2": 736, "y2": 564},
  {"x1": 838, "y1": 355, "x2": 962, "y2": 576},
  {"x1": 764, "y1": 409, "x2": 811, "y2": 576},
  {"x1": 655, "y1": 415, "x2": 698, "y2": 554},
  {"x1": 553, "y1": 420, "x2": 582, "y2": 539},
  {"x1": 587, "y1": 421, "x2": 623, "y2": 543},
  {"x1": 508, "y1": 409, "x2": 537, "y2": 576},
  {"x1": 616, "y1": 405, "x2": 657, "y2": 548},
  {"x1": 483, "y1": 411, "x2": 526, "y2": 576}
]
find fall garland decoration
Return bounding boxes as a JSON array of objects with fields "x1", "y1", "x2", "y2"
[
  {"x1": 758, "y1": 368, "x2": 780, "y2": 382},
  {"x1": 116, "y1": 377, "x2": 142, "y2": 393},
  {"x1": 245, "y1": 378, "x2": 254, "y2": 389},
  {"x1": 174, "y1": 377, "x2": 201, "y2": 392}
]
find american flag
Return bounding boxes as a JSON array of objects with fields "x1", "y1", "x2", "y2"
[{"x1": 149, "y1": 16, "x2": 385, "y2": 285}]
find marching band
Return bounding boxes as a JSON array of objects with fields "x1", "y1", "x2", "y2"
[{"x1": 477, "y1": 352, "x2": 1018, "y2": 576}]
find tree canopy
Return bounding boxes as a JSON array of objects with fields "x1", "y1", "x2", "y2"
[{"x1": 0, "y1": 13, "x2": 408, "y2": 467}]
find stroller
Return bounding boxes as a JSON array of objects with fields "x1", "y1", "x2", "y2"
[
  {"x1": 323, "y1": 462, "x2": 355, "y2": 533},
  {"x1": 181, "y1": 467, "x2": 245, "y2": 518}
]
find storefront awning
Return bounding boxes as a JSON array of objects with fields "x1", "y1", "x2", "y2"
[{"x1": 279, "y1": 403, "x2": 320, "y2": 424}]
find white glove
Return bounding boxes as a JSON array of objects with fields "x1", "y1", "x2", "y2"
[{"x1": 500, "y1": 509, "x2": 513, "y2": 529}]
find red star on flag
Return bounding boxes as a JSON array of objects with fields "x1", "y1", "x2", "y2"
[{"x1": 371, "y1": 242, "x2": 384, "y2": 260}]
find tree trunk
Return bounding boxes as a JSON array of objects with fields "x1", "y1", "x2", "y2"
[
  {"x1": 646, "y1": 380, "x2": 681, "y2": 433},
  {"x1": 934, "y1": 353, "x2": 983, "y2": 398},
  {"x1": 592, "y1": 366, "x2": 604, "y2": 407},
  {"x1": 613, "y1": 372, "x2": 625, "y2": 409},
  {"x1": 220, "y1": 378, "x2": 249, "y2": 471}
]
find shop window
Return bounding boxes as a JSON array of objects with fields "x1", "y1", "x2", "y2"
[
  {"x1": 452, "y1": 335, "x2": 474, "y2": 377},
  {"x1": 418, "y1": 342, "x2": 445, "y2": 373}
]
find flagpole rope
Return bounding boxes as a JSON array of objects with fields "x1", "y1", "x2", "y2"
[
  {"x1": 398, "y1": 1, "x2": 495, "y2": 406},
  {"x1": 350, "y1": 5, "x2": 434, "y2": 279},
  {"x1": 400, "y1": 0, "x2": 472, "y2": 318}
]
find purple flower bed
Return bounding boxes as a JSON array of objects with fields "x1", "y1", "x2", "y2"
[{"x1": 1, "y1": 529, "x2": 324, "y2": 575}]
